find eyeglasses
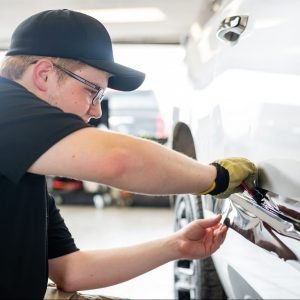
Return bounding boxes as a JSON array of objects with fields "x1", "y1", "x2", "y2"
[{"x1": 53, "y1": 63, "x2": 105, "y2": 105}]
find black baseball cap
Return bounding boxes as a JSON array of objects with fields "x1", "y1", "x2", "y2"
[{"x1": 6, "y1": 9, "x2": 145, "y2": 91}]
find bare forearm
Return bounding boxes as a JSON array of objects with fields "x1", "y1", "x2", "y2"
[
  {"x1": 29, "y1": 128, "x2": 216, "y2": 195},
  {"x1": 100, "y1": 133, "x2": 217, "y2": 195},
  {"x1": 52, "y1": 236, "x2": 178, "y2": 291},
  {"x1": 50, "y1": 216, "x2": 227, "y2": 292}
]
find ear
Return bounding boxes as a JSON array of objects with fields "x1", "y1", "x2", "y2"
[{"x1": 32, "y1": 60, "x2": 54, "y2": 92}]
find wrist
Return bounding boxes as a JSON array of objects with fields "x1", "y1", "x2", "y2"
[
  {"x1": 209, "y1": 162, "x2": 229, "y2": 195},
  {"x1": 166, "y1": 233, "x2": 184, "y2": 261},
  {"x1": 194, "y1": 164, "x2": 217, "y2": 195},
  {"x1": 195, "y1": 163, "x2": 229, "y2": 196}
]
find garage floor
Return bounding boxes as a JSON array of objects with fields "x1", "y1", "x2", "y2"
[{"x1": 59, "y1": 203, "x2": 174, "y2": 299}]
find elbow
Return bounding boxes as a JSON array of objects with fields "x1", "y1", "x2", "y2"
[
  {"x1": 51, "y1": 272, "x2": 77, "y2": 293},
  {"x1": 54, "y1": 283, "x2": 75, "y2": 294},
  {"x1": 49, "y1": 257, "x2": 80, "y2": 293},
  {"x1": 53, "y1": 274, "x2": 80, "y2": 293}
]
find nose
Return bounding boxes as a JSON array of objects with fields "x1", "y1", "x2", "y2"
[{"x1": 88, "y1": 103, "x2": 102, "y2": 120}]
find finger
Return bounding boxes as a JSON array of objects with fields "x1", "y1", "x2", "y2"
[
  {"x1": 212, "y1": 224, "x2": 226, "y2": 237},
  {"x1": 243, "y1": 172, "x2": 257, "y2": 188},
  {"x1": 213, "y1": 225, "x2": 228, "y2": 245},
  {"x1": 213, "y1": 223, "x2": 227, "y2": 236},
  {"x1": 212, "y1": 222, "x2": 225, "y2": 231},
  {"x1": 198, "y1": 215, "x2": 222, "y2": 229}
]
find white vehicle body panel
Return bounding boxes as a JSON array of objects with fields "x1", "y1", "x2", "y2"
[
  {"x1": 173, "y1": 0, "x2": 300, "y2": 298},
  {"x1": 184, "y1": 0, "x2": 300, "y2": 200}
]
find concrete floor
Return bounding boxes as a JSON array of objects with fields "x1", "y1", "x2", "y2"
[{"x1": 59, "y1": 204, "x2": 175, "y2": 299}]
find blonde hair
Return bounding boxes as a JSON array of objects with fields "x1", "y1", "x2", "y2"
[{"x1": 0, "y1": 55, "x2": 85, "y2": 82}]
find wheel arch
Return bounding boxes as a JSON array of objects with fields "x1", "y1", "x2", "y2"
[{"x1": 172, "y1": 122, "x2": 197, "y2": 160}]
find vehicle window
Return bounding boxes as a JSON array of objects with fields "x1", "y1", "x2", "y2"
[{"x1": 107, "y1": 90, "x2": 166, "y2": 139}]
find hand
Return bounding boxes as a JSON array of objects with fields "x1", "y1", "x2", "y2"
[
  {"x1": 176, "y1": 215, "x2": 227, "y2": 260},
  {"x1": 208, "y1": 157, "x2": 257, "y2": 199}
]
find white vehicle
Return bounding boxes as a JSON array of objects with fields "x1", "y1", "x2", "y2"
[{"x1": 172, "y1": 1, "x2": 300, "y2": 299}]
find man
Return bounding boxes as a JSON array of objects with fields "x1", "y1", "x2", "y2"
[{"x1": 0, "y1": 9, "x2": 256, "y2": 299}]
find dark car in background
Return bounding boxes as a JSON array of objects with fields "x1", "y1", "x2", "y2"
[
  {"x1": 108, "y1": 90, "x2": 168, "y2": 143},
  {"x1": 171, "y1": 0, "x2": 300, "y2": 299}
]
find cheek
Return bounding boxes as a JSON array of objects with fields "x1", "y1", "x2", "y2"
[
  {"x1": 65, "y1": 88, "x2": 89, "y2": 110},
  {"x1": 53, "y1": 88, "x2": 90, "y2": 115},
  {"x1": 69, "y1": 97, "x2": 90, "y2": 114}
]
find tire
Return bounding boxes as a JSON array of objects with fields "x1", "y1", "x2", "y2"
[{"x1": 174, "y1": 194, "x2": 227, "y2": 300}]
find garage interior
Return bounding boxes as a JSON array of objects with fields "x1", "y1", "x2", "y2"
[{"x1": 0, "y1": 1, "x2": 206, "y2": 299}]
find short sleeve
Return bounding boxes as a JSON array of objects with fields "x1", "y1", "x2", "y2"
[
  {"x1": 0, "y1": 78, "x2": 89, "y2": 183},
  {"x1": 47, "y1": 195, "x2": 79, "y2": 259}
]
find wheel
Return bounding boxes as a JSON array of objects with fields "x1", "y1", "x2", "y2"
[{"x1": 174, "y1": 194, "x2": 227, "y2": 300}]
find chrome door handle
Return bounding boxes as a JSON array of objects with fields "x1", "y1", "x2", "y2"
[{"x1": 217, "y1": 15, "x2": 248, "y2": 42}]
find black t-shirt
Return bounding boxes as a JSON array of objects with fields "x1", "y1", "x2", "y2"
[{"x1": 0, "y1": 76, "x2": 89, "y2": 299}]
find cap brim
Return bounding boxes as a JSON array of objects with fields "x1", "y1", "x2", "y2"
[{"x1": 80, "y1": 58, "x2": 145, "y2": 91}]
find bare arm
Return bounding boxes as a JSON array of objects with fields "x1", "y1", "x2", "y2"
[
  {"x1": 48, "y1": 215, "x2": 227, "y2": 292},
  {"x1": 29, "y1": 127, "x2": 216, "y2": 195}
]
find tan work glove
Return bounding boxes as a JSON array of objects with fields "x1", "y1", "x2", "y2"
[{"x1": 201, "y1": 157, "x2": 257, "y2": 199}]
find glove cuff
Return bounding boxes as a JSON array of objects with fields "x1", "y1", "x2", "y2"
[
  {"x1": 208, "y1": 162, "x2": 229, "y2": 196},
  {"x1": 200, "y1": 181, "x2": 216, "y2": 195}
]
